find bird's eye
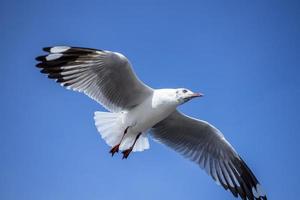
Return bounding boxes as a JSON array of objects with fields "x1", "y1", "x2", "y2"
[{"x1": 182, "y1": 89, "x2": 188, "y2": 93}]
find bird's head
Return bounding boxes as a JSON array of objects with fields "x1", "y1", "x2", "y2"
[
  {"x1": 175, "y1": 88, "x2": 203, "y2": 104},
  {"x1": 153, "y1": 88, "x2": 203, "y2": 107}
]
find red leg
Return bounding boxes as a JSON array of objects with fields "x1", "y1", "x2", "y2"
[
  {"x1": 109, "y1": 144, "x2": 120, "y2": 156},
  {"x1": 109, "y1": 126, "x2": 130, "y2": 157},
  {"x1": 122, "y1": 132, "x2": 142, "y2": 159}
]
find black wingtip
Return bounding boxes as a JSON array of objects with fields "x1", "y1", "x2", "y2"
[
  {"x1": 35, "y1": 55, "x2": 47, "y2": 61},
  {"x1": 35, "y1": 62, "x2": 44, "y2": 68},
  {"x1": 43, "y1": 47, "x2": 52, "y2": 52}
]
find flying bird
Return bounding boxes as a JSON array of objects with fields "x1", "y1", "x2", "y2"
[{"x1": 36, "y1": 46, "x2": 267, "y2": 200}]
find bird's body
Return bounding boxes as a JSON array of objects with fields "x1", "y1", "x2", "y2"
[
  {"x1": 95, "y1": 89, "x2": 188, "y2": 152},
  {"x1": 125, "y1": 89, "x2": 178, "y2": 133},
  {"x1": 36, "y1": 46, "x2": 267, "y2": 200}
]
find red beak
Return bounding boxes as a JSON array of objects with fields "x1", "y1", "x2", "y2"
[{"x1": 191, "y1": 93, "x2": 204, "y2": 98}]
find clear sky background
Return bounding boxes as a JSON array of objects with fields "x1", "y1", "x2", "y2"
[{"x1": 1, "y1": 0, "x2": 299, "y2": 199}]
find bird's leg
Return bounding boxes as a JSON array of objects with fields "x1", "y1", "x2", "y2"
[
  {"x1": 109, "y1": 126, "x2": 130, "y2": 156},
  {"x1": 122, "y1": 132, "x2": 142, "y2": 159}
]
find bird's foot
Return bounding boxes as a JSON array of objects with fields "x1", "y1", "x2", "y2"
[
  {"x1": 122, "y1": 147, "x2": 133, "y2": 159},
  {"x1": 109, "y1": 144, "x2": 120, "y2": 157}
]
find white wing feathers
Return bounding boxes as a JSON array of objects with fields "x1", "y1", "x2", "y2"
[
  {"x1": 151, "y1": 111, "x2": 267, "y2": 200},
  {"x1": 36, "y1": 46, "x2": 153, "y2": 112}
]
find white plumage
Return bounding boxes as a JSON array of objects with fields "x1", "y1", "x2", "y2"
[{"x1": 36, "y1": 46, "x2": 267, "y2": 200}]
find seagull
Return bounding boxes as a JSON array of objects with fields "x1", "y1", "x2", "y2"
[{"x1": 36, "y1": 46, "x2": 267, "y2": 200}]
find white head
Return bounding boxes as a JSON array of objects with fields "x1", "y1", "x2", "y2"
[
  {"x1": 175, "y1": 88, "x2": 203, "y2": 104},
  {"x1": 155, "y1": 88, "x2": 203, "y2": 106}
]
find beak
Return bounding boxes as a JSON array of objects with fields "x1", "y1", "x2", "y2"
[{"x1": 190, "y1": 92, "x2": 204, "y2": 98}]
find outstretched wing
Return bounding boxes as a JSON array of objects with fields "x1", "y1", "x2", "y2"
[
  {"x1": 36, "y1": 46, "x2": 153, "y2": 112},
  {"x1": 151, "y1": 111, "x2": 267, "y2": 200}
]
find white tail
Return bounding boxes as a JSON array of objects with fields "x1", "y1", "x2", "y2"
[{"x1": 94, "y1": 111, "x2": 149, "y2": 152}]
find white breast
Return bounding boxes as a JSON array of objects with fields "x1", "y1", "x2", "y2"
[{"x1": 125, "y1": 89, "x2": 177, "y2": 133}]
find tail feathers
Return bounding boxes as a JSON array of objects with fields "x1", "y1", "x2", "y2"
[
  {"x1": 119, "y1": 132, "x2": 149, "y2": 152},
  {"x1": 94, "y1": 111, "x2": 149, "y2": 152},
  {"x1": 94, "y1": 111, "x2": 123, "y2": 147}
]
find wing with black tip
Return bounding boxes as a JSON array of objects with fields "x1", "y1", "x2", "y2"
[
  {"x1": 151, "y1": 110, "x2": 267, "y2": 200},
  {"x1": 36, "y1": 46, "x2": 153, "y2": 112}
]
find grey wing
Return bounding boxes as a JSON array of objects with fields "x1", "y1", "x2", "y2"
[
  {"x1": 36, "y1": 46, "x2": 153, "y2": 112},
  {"x1": 151, "y1": 111, "x2": 267, "y2": 200}
]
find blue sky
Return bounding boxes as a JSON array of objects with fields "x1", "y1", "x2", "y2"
[{"x1": 1, "y1": 0, "x2": 299, "y2": 199}]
